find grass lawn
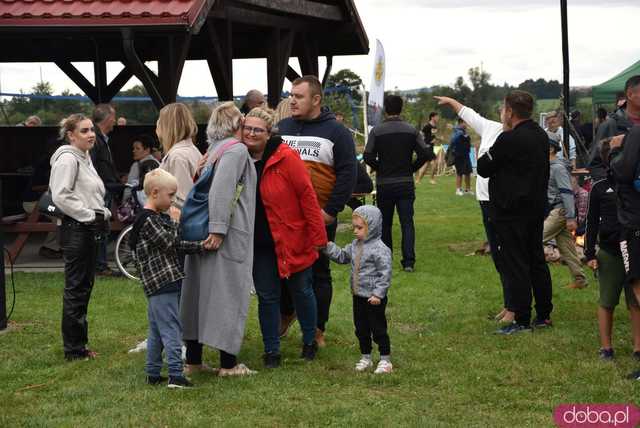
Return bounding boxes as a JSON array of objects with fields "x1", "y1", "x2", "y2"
[{"x1": 2, "y1": 176, "x2": 638, "y2": 427}]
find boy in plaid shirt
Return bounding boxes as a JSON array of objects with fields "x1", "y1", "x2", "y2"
[{"x1": 130, "y1": 169, "x2": 207, "y2": 388}]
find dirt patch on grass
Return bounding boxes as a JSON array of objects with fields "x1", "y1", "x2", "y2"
[
  {"x1": 447, "y1": 240, "x2": 489, "y2": 256},
  {"x1": 0, "y1": 320, "x2": 36, "y2": 334},
  {"x1": 395, "y1": 322, "x2": 426, "y2": 334}
]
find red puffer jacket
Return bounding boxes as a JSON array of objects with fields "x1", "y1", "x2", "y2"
[{"x1": 261, "y1": 140, "x2": 328, "y2": 278}]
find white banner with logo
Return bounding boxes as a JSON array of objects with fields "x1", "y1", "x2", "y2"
[{"x1": 367, "y1": 39, "x2": 385, "y2": 128}]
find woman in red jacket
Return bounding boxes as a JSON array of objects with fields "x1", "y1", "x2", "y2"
[{"x1": 243, "y1": 107, "x2": 328, "y2": 368}]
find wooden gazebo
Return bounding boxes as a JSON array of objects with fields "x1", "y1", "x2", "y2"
[{"x1": 0, "y1": 0, "x2": 369, "y2": 108}]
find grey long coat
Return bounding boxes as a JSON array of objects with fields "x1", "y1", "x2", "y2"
[{"x1": 180, "y1": 137, "x2": 257, "y2": 356}]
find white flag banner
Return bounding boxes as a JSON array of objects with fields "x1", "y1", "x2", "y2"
[{"x1": 367, "y1": 39, "x2": 385, "y2": 128}]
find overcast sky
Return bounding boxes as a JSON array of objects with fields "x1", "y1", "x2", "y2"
[{"x1": 1, "y1": 0, "x2": 639, "y2": 97}]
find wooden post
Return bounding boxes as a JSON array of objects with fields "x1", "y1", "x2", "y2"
[
  {"x1": 93, "y1": 42, "x2": 107, "y2": 103},
  {"x1": 560, "y1": 0, "x2": 571, "y2": 159},
  {"x1": 158, "y1": 34, "x2": 191, "y2": 104},
  {"x1": 267, "y1": 28, "x2": 294, "y2": 108},
  {"x1": 299, "y1": 33, "x2": 319, "y2": 77}
]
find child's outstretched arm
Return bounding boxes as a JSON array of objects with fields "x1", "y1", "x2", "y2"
[
  {"x1": 372, "y1": 245, "x2": 393, "y2": 298},
  {"x1": 177, "y1": 239, "x2": 207, "y2": 254},
  {"x1": 323, "y1": 241, "x2": 352, "y2": 264}
]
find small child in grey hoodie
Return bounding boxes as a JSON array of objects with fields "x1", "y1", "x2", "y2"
[{"x1": 324, "y1": 205, "x2": 393, "y2": 374}]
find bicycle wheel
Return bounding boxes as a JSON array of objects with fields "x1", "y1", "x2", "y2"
[{"x1": 115, "y1": 224, "x2": 139, "y2": 281}]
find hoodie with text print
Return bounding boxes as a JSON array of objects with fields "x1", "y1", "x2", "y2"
[{"x1": 278, "y1": 107, "x2": 357, "y2": 218}]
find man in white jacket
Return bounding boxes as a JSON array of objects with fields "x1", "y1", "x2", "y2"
[{"x1": 435, "y1": 96, "x2": 512, "y2": 323}]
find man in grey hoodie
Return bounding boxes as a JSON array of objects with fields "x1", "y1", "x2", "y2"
[
  {"x1": 324, "y1": 205, "x2": 393, "y2": 374},
  {"x1": 543, "y1": 139, "x2": 587, "y2": 290}
]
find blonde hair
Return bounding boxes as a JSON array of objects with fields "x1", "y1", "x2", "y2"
[
  {"x1": 352, "y1": 213, "x2": 369, "y2": 236},
  {"x1": 143, "y1": 168, "x2": 178, "y2": 196},
  {"x1": 59, "y1": 113, "x2": 90, "y2": 142},
  {"x1": 273, "y1": 98, "x2": 292, "y2": 124},
  {"x1": 246, "y1": 107, "x2": 276, "y2": 132},
  {"x1": 206, "y1": 101, "x2": 243, "y2": 142},
  {"x1": 156, "y1": 103, "x2": 198, "y2": 154}
]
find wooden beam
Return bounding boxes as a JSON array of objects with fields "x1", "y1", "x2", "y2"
[
  {"x1": 55, "y1": 61, "x2": 98, "y2": 103},
  {"x1": 286, "y1": 65, "x2": 301, "y2": 83},
  {"x1": 121, "y1": 29, "x2": 165, "y2": 110},
  {"x1": 234, "y1": 0, "x2": 343, "y2": 20},
  {"x1": 211, "y1": 5, "x2": 316, "y2": 31},
  {"x1": 103, "y1": 66, "x2": 134, "y2": 101},
  {"x1": 205, "y1": 20, "x2": 233, "y2": 101}
]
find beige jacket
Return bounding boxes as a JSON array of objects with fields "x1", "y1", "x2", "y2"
[{"x1": 160, "y1": 139, "x2": 202, "y2": 209}]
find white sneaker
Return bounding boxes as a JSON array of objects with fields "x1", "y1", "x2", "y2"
[
  {"x1": 455, "y1": 189, "x2": 464, "y2": 196},
  {"x1": 374, "y1": 360, "x2": 393, "y2": 374},
  {"x1": 464, "y1": 190, "x2": 474, "y2": 196},
  {"x1": 128, "y1": 339, "x2": 147, "y2": 353},
  {"x1": 355, "y1": 358, "x2": 373, "y2": 372}
]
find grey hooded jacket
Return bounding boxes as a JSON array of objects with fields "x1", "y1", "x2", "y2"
[
  {"x1": 548, "y1": 158, "x2": 575, "y2": 219},
  {"x1": 324, "y1": 205, "x2": 392, "y2": 299},
  {"x1": 50, "y1": 145, "x2": 110, "y2": 223}
]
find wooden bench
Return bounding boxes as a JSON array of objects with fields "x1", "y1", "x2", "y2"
[{"x1": 2, "y1": 199, "x2": 124, "y2": 263}]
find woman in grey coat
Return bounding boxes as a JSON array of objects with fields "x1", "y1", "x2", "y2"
[{"x1": 181, "y1": 102, "x2": 258, "y2": 376}]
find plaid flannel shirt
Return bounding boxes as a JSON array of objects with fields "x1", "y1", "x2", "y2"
[{"x1": 134, "y1": 212, "x2": 204, "y2": 296}]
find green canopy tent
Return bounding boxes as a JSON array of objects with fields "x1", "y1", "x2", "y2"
[{"x1": 592, "y1": 59, "x2": 640, "y2": 104}]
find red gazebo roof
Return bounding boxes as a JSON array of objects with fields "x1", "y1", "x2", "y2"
[{"x1": 0, "y1": 0, "x2": 211, "y2": 29}]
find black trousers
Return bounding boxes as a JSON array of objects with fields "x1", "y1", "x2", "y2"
[
  {"x1": 493, "y1": 217, "x2": 553, "y2": 326},
  {"x1": 60, "y1": 218, "x2": 98, "y2": 357},
  {"x1": 184, "y1": 340, "x2": 237, "y2": 369},
  {"x1": 479, "y1": 201, "x2": 511, "y2": 308},
  {"x1": 312, "y1": 221, "x2": 337, "y2": 331},
  {"x1": 377, "y1": 186, "x2": 416, "y2": 269},
  {"x1": 353, "y1": 296, "x2": 391, "y2": 355}
]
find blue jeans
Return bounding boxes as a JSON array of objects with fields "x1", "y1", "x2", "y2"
[
  {"x1": 253, "y1": 246, "x2": 317, "y2": 354},
  {"x1": 146, "y1": 288, "x2": 183, "y2": 377},
  {"x1": 377, "y1": 187, "x2": 416, "y2": 268}
]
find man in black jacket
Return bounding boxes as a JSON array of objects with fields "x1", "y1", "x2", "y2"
[
  {"x1": 610, "y1": 127, "x2": 640, "y2": 379},
  {"x1": 589, "y1": 76, "x2": 640, "y2": 180},
  {"x1": 90, "y1": 103, "x2": 122, "y2": 276},
  {"x1": 364, "y1": 95, "x2": 433, "y2": 272},
  {"x1": 610, "y1": 127, "x2": 640, "y2": 299},
  {"x1": 477, "y1": 90, "x2": 553, "y2": 334}
]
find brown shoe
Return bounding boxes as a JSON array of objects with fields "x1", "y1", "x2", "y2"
[
  {"x1": 315, "y1": 328, "x2": 326, "y2": 348},
  {"x1": 279, "y1": 313, "x2": 297, "y2": 338}
]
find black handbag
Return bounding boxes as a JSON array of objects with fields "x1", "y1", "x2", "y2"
[{"x1": 38, "y1": 158, "x2": 80, "y2": 219}]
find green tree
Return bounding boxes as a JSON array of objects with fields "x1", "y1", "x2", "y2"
[
  {"x1": 112, "y1": 85, "x2": 158, "y2": 124},
  {"x1": 326, "y1": 69, "x2": 363, "y2": 103},
  {"x1": 466, "y1": 66, "x2": 493, "y2": 117},
  {"x1": 56, "y1": 89, "x2": 91, "y2": 117}
]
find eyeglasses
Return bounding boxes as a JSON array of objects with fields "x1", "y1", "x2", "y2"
[{"x1": 242, "y1": 125, "x2": 267, "y2": 135}]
